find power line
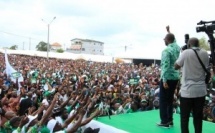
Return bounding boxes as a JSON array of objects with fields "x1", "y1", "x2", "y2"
[
  {"x1": 0, "y1": 30, "x2": 42, "y2": 41},
  {"x1": 0, "y1": 30, "x2": 44, "y2": 50},
  {"x1": 104, "y1": 45, "x2": 133, "y2": 50}
]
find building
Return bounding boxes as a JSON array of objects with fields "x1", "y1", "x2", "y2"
[
  {"x1": 67, "y1": 38, "x2": 104, "y2": 55},
  {"x1": 50, "y1": 42, "x2": 62, "y2": 50}
]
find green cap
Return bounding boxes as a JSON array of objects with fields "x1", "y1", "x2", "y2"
[
  {"x1": 40, "y1": 126, "x2": 50, "y2": 133},
  {"x1": 28, "y1": 125, "x2": 50, "y2": 133},
  {"x1": 44, "y1": 91, "x2": 52, "y2": 97},
  {"x1": 66, "y1": 106, "x2": 72, "y2": 113},
  {"x1": 4, "y1": 121, "x2": 12, "y2": 129}
]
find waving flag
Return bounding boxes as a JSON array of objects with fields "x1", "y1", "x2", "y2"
[{"x1": 4, "y1": 50, "x2": 23, "y2": 92}]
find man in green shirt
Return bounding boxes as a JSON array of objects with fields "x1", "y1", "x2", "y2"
[{"x1": 157, "y1": 33, "x2": 180, "y2": 128}]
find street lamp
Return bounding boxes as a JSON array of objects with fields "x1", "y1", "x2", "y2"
[{"x1": 42, "y1": 16, "x2": 56, "y2": 59}]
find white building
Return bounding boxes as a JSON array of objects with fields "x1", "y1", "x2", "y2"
[{"x1": 67, "y1": 38, "x2": 104, "y2": 55}]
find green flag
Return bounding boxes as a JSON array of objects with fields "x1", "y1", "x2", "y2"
[{"x1": 11, "y1": 72, "x2": 21, "y2": 78}]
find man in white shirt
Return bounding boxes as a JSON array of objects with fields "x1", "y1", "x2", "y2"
[{"x1": 175, "y1": 37, "x2": 209, "y2": 133}]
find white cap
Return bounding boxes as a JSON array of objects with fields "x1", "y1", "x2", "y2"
[
  {"x1": 42, "y1": 99, "x2": 49, "y2": 106},
  {"x1": 47, "y1": 119, "x2": 57, "y2": 133},
  {"x1": 25, "y1": 114, "x2": 38, "y2": 128},
  {"x1": 107, "y1": 85, "x2": 114, "y2": 91},
  {"x1": 44, "y1": 83, "x2": 49, "y2": 91},
  {"x1": 125, "y1": 85, "x2": 129, "y2": 89},
  {"x1": 55, "y1": 116, "x2": 63, "y2": 125}
]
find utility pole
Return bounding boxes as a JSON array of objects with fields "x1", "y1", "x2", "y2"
[
  {"x1": 42, "y1": 17, "x2": 56, "y2": 60},
  {"x1": 29, "y1": 37, "x2": 31, "y2": 50},
  {"x1": 23, "y1": 42, "x2": 25, "y2": 50},
  {"x1": 125, "y1": 44, "x2": 132, "y2": 52},
  {"x1": 47, "y1": 24, "x2": 50, "y2": 57}
]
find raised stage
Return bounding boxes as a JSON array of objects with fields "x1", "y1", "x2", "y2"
[{"x1": 87, "y1": 110, "x2": 215, "y2": 133}]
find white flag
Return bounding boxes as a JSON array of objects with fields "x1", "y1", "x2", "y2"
[{"x1": 4, "y1": 50, "x2": 23, "y2": 92}]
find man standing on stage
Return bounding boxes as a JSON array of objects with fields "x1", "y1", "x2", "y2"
[
  {"x1": 175, "y1": 37, "x2": 209, "y2": 133},
  {"x1": 157, "y1": 26, "x2": 180, "y2": 128}
]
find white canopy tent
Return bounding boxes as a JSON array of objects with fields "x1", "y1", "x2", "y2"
[
  {"x1": 0, "y1": 49, "x2": 114, "y2": 63},
  {"x1": 0, "y1": 48, "x2": 164, "y2": 63}
]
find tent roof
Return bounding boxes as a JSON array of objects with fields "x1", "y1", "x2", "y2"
[{"x1": 0, "y1": 49, "x2": 114, "y2": 63}]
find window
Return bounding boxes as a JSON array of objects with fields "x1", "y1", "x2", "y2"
[
  {"x1": 100, "y1": 50, "x2": 102, "y2": 52},
  {"x1": 100, "y1": 44, "x2": 102, "y2": 46},
  {"x1": 82, "y1": 48, "x2": 85, "y2": 51}
]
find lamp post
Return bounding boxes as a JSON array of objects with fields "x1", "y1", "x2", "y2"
[{"x1": 42, "y1": 17, "x2": 56, "y2": 59}]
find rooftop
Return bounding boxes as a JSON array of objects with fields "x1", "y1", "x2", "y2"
[
  {"x1": 51, "y1": 42, "x2": 62, "y2": 47},
  {"x1": 71, "y1": 38, "x2": 104, "y2": 44}
]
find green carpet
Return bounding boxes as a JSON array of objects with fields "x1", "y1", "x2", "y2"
[{"x1": 96, "y1": 110, "x2": 215, "y2": 133}]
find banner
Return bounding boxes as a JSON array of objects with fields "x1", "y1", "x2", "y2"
[{"x1": 129, "y1": 78, "x2": 139, "y2": 85}]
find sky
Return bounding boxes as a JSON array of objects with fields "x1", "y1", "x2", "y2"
[{"x1": 0, "y1": 0, "x2": 214, "y2": 58}]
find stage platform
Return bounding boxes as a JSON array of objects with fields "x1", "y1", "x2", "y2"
[{"x1": 87, "y1": 110, "x2": 215, "y2": 133}]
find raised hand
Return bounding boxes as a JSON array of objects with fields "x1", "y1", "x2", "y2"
[
  {"x1": 92, "y1": 109, "x2": 101, "y2": 117},
  {"x1": 166, "y1": 25, "x2": 170, "y2": 33}
]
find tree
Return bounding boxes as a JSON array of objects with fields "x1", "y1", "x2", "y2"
[
  {"x1": 36, "y1": 41, "x2": 48, "y2": 51},
  {"x1": 199, "y1": 37, "x2": 210, "y2": 51},
  {"x1": 9, "y1": 45, "x2": 18, "y2": 50},
  {"x1": 56, "y1": 48, "x2": 64, "y2": 53}
]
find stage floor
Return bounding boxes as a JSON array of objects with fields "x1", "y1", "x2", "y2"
[{"x1": 95, "y1": 110, "x2": 215, "y2": 133}]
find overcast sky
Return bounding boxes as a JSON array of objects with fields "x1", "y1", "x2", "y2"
[{"x1": 0, "y1": 0, "x2": 214, "y2": 57}]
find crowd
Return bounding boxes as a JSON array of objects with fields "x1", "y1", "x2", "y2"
[{"x1": 0, "y1": 53, "x2": 214, "y2": 133}]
